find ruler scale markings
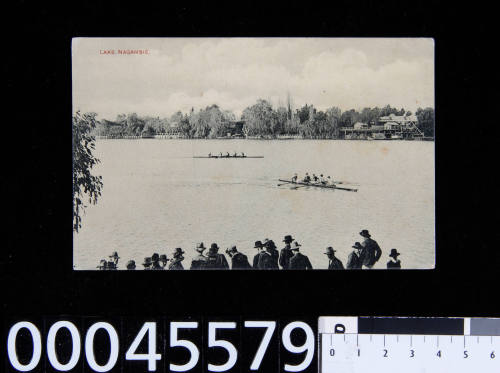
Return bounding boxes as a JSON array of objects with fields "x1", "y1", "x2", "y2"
[{"x1": 319, "y1": 317, "x2": 500, "y2": 373}]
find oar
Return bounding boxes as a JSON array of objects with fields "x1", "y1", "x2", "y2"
[{"x1": 290, "y1": 184, "x2": 308, "y2": 190}]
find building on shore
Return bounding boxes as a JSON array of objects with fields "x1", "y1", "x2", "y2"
[{"x1": 340, "y1": 114, "x2": 427, "y2": 140}]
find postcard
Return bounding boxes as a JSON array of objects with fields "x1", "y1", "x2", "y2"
[{"x1": 72, "y1": 38, "x2": 435, "y2": 270}]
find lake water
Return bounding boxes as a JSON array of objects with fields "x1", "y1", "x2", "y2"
[{"x1": 73, "y1": 139, "x2": 435, "y2": 270}]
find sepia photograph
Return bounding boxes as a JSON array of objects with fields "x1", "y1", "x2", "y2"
[{"x1": 72, "y1": 37, "x2": 435, "y2": 270}]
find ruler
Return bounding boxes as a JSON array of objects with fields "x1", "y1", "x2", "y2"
[{"x1": 319, "y1": 316, "x2": 500, "y2": 373}]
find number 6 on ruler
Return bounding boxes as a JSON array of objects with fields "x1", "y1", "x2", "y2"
[
  {"x1": 282, "y1": 321, "x2": 315, "y2": 372},
  {"x1": 244, "y1": 321, "x2": 276, "y2": 370}
]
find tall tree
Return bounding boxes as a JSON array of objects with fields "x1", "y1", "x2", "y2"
[
  {"x1": 415, "y1": 107, "x2": 435, "y2": 137},
  {"x1": 73, "y1": 111, "x2": 103, "y2": 232},
  {"x1": 242, "y1": 99, "x2": 278, "y2": 137}
]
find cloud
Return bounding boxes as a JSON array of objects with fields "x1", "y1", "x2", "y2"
[{"x1": 72, "y1": 38, "x2": 434, "y2": 120}]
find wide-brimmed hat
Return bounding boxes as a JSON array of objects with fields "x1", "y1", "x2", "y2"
[
  {"x1": 389, "y1": 248, "x2": 401, "y2": 258},
  {"x1": 324, "y1": 246, "x2": 336, "y2": 255},
  {"x1": 254, "y1": 240, "x2": 263, "y2": 248},
  {"x1": 195, "y1": 242, "x2": 206, "y2": 253},
  {"x1": 143, "y1": 257, "x2": 152, "y2": 267},
  {"x1": 359, "y1": 229, "x2": 371, "y2": 238},
  {"x1": 126, "y1": 260, "x2": 136, "y2": 269},
  {"x1": 210, "y1": 243, "x2": 219, "y2": 251},
  {"x1": 283, "y1": 235, "x2": 294, "y2": 243},
  {"x1": 159, "y1": 254, "x2": 168, "y2": 262},
  {"x1": 173, "y1": 248, "x2": 185, "y2": 257},
  {"x1": 109, "y1": 251, "x2": 120, "y2": 259},
  {"x1": 291, "y1": 241, "x2": 302, "y2": 250},
  {"x1": 352, "y1": 242, "x2": 363, "y2": 250},
  {"x1": 151, "y1": 253, "x2": 160, "y2": 262}
]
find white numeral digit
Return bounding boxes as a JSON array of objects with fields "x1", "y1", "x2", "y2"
[
  {"x1": 244, "y1": 321, "x2": 276, "y2": 370},
  {"x1": 125, "y1": 322, "x2": 161, "y2": 371},
  {"x1": 208, "y1": 322, "x2": 238, "y2": 372},
  {"x1": 282, "y1": 321, "x2": 314, "y2": 372},
  {"x1": 7, "y1": 322, "x2": 42, "y2": 372},
  {"x1": 85, "y1": 322, "x2": 119, "y2": 372},
  {"x1": 47, "y1": 321, "x2": 81, "y2": 371},
  {"x1": 170, "y1": 322, "x2": 200, "y2": 372}
]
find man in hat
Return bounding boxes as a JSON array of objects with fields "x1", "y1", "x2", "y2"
[
  {"x1": 253, "y1": 241, "x2": 263, "y2": 269},
  {"x1": 151, "y1": 253, "x2": 162, "y2": 270},
  {"x1": 97, "y1": 259, "x2": 108, "y2": 270},
  {"x1": 226, "y1": 245, "x2": 252, "y2": 269},
  {"x1": 142, "y1": 257, "x2": 152, "y2": 270},
  {"x1": 387, "y1": 249, "x2": 402, "y2": 269},
  {"x1": 263, "y1": 239, "x2": 279, "y2": 268},
  {"x1": 256, "y1": 243, "x2": 275, "y2": 270},
  {"x1": 324, "y1": 247, "x2": 344, "y2": 269},
  {"x1": 205, "y1": 243, "x2": 229, "y2": 270},
  {"x1": 159, "y1": 254, "x2": 169, "y2": 269},
  {"x1": 190, "y1": 243, "x2": 208, "y2": 270},
  {"x1": 107, "y1": 251, "x2": 120, "y2": 270},
  {"x1": 289, "y1": 242, "x2": 313, "y2": 270},
  {"x1": 126, "y1": 260, "x2": 136, "y2": 270},
  {"x1": 358, "y1": 229, "x2": 382, "y2": 269},
  {"x1": 346, "y1": 242, "x2": 363, "y2": 269},
  {"x1": 291, "y1": 173, "x2": 298, "y2": 183},
  {"x1": 168, "y1": 248, "x2": 185, "y2": 270},
  {"x1": 302, "y1": 173, "x2": 311, "y2": 183},
  {"x1": 279, "y1": 235, "x2": 294, "y2": 269}
]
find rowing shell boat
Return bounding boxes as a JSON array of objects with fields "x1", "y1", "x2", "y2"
[
  {"x1": 278, "y1": 179, "x2": 358, "y2": 192},
  {"x1": 193, "y1": 156, "x2": 264, "y2": 159}
]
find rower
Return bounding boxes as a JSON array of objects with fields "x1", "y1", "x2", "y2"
[
  {"x1": 327, "y1": 176, "x2": 335, "y2": 186},
  {"x1": 233, "y1": 151, "x2": 237, "y2": 157},
  {"x1": 291, "y1": 173, "x2": 298, "y2": 183},
  {"x1": 312, "y1": 174, "x2": 319, "y2": 183},
  {"x1": 226, "y1": 152, "x2": 230, "y2": 157},
  {"x1": 303, "y1": 173, "x2": 311, "y2": 183},
  {"x1": 208, "y1": 152, "x2": 212, "y2": 157},
  {"x1": 241, "y1": 152, "x2": 245, "y2": 157},
  {"x1": 219, "y1": 152, "x2": 223, "y2": 157},
  {"x1": 320, "y1": 174, "x2": 326, "y2": 184}
]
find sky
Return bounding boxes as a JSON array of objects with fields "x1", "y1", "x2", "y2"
[{"x1": 72, "y1": 38, "x2": 434, "y2": 120}]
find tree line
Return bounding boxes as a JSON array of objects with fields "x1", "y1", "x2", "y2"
[{"x1": 94, "y1": 100, "x2": 435, "y2": 138}]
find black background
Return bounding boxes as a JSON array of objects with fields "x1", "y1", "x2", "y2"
[{"x1": 1, "y1": 1, "x2": 497, "y2": 371}]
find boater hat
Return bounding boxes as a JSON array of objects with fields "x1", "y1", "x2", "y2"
[
  {"x1": 389, "y1": 249, "x2": 401, "y2": 258},
  {"x1": 291, "y1": 241, "x2": 302, "y2": 250},
  {"x1": 254, "y1": 240, "x2": 263, "y2": 248},
  {"x1": 352, "y1": 242, "x2": 363, "y2": 250},
  {"x1": 359, "y1": 229, "x2": 371, "y2": 238},
  {"x1": 195, "y1": 242, "x2": 206, "y2": 253},
  {"x1": 159, "y1": 254, "x2": 168, "y2": 263},
  {"x1": 283, "y1": 235, "x2": 294, "y2": 243},
  {"x1": 143, "y1": 257, "x2": 152, "y2": 267},
  {"x1": 151, "y1": 253, "x2": 160, "y2": 262},
  {"x1": 324, "y1": 246, "x2": 336, "y2": 255},
  {"x1": 126, "y1": 260, "x2": 136, "y2": 270}
]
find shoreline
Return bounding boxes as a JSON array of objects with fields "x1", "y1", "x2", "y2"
[{"x1": 94, "y1": 136, "x2": 434, "y2": 141}]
